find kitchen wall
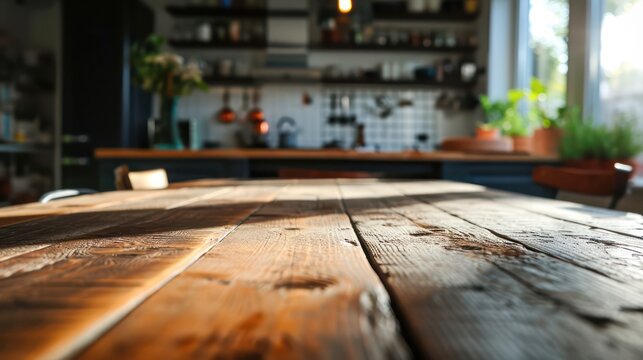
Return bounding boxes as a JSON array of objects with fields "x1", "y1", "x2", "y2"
[{"x1": 143, "y1": 0, "x2": 489, "y2": 150}]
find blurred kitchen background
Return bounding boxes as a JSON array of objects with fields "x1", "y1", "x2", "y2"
[{"x1": 1, "y1": 0, "x2": 642, "y2": 207}]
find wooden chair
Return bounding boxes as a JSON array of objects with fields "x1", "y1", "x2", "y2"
[
  {"x1": 533, "y1": 163, "x2": 633, "y2": 209},
  {"x1": 114, "y1": 165, "x2": 169, "y2": 190},
  {"x1": 114, "y1": 165, "x2": 132, "y2": 190}
]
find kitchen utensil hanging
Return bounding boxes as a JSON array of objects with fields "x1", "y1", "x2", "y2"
[
  {"x1": 247, "y1": 89, "x2": 265, "y2": 123},
  {"x1": 216, "y1": 89, "x2": 236, "y2": 124}
]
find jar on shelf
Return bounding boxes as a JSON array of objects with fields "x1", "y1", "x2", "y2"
[
  {"x1": 426, "y1": 0, "x2": 441, "y2": 12},
  {"x1": 464, "y1": 0, "x2": 479, "y2": 13},
  {"x1": 408, "y1": 0, "x2": 425, "y2": 13},
  {"x1": 196, "y1": 21, "x2": 212, "y2": 42}
]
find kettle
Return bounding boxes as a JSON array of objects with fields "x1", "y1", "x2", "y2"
[{"x1": 277, "y1": 116, "x2": 298, "y2": 149}]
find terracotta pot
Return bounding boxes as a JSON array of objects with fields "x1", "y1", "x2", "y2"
[
  {"x1": 533, "y1": 127, "x2": 563, "y2": 155},
  {"x1": 564, "y1": 159, "x2": 637, "y2": 178},
  {"x1": 475, "y1": 127, "x2": 500, "y2": 140},
  {"x1": 511, "y1": 135, "x2": 533, "y2": 154}
]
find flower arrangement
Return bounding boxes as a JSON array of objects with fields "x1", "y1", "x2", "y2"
[
  {"x1": 131, "y1": 35, "x2": 207, "y2": 97},
  {"x1": 130, "y1": 35, "x2": 207, "y2": 149}
]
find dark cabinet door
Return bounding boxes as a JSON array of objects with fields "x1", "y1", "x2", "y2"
[{"x1": 62, "y1": 0, "x2": 153, "y2": 188}]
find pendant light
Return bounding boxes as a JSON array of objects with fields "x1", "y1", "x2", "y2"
[{"x1": 338, "y1": 0, "x2": 352, "y2": 14}]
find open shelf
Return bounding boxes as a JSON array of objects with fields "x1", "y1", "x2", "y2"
[
  {"x1": 203, "y1": 76, "x2": 257, "y2": 86},
  {"x1": 372, "y1": 10, "x2": 480, "y2": 22},
  {"x1": 170, "y1": 41, "x2": 476, "y2": 53},
  {"x1": 199, "y1": 75, "x2": 477, "y2": 89},
  {"x1": 165, "y1": 6, "x2": 308, "y2": 19},
  {"x1": 0, "y1": 143, "x2": 53, "y2": 154},
  {"x1": 321, "y1": 78, "x2": 477, "y2": 88},
  {"x1": 309, "y1": 43, "x2": 477, "y2": 53},
  {"x1": 168, "y1": 40, "x2": 267, "y2": 50}
]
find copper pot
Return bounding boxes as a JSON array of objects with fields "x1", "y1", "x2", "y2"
[
  {"x1": 246, "y1": 89, "x2": 265, "y2": 123},
  {"x1": 216, "y1": 89, "x2": 236, "y2": 124}
]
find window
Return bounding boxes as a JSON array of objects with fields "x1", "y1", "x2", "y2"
[
  {"x1": 599, "y1": 0, "x2": 643, "y2": 125},
  {"x1": 528, "y1": 0, "x2": 569, "y2": 112}
]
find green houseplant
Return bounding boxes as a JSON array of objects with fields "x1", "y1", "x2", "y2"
[
  {"x1": 478, "y1": 96, "x2": 508, "y2": 140},
  {"x1": 131, "y1": 35, "x2": 208, "y2": 150},
  {"x1": 560, "y1": 113, "x2": 643, "y2": 173},
  {"x1": 480, "y1": 88, "x2": 533, "y2": 152},
  {"x1": 528, "y1": 79, "x2": 566, "y2": 155}
]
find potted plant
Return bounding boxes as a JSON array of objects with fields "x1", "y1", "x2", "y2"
[
  {"x1": 498, "y1": 89, "x2": 534, "y2": 153},
  {"x1": 131, "y1": 35, "x2": 208, "y2": 150},
  {"x1": 560, "y1": 113, "x2": 643, "y2": 175},
  {"x1": 529, "y1": 79, "x2": 565, "y2": 155},
  {"x1": 499, "y1": 106, "x2": 532, "y2": 153},
  {"x1": 478, "y1": 96, "x2": 507, "y2": 140},
  {"x1": 480, "y1": 88, "x2": 535, "y2": 152}
]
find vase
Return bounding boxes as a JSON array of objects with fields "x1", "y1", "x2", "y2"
[{"x1": 153, "y1": 96, "x2": 184, "y2": 150}]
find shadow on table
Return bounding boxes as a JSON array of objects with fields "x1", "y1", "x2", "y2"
[{"x1": 0, "y1": 189, "x2": 494, "y2": 252}]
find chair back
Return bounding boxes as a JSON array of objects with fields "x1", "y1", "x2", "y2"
[
  {"x1": 127, "y1": 169, "x2": 169, "y2": 190},
  {"x1": 533, "y1": 162, "x2": 633, "y2": 209},
  {"x1": 114, "y1": 165, "x2": 132, "y2": 190}
]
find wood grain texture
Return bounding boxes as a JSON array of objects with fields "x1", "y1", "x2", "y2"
[
  {"x1": 395, "y1": 182, "x2": 643, "y2": 287},
  {"x1": 79, "y1": 183, "x2": 410, "y2": 360},
  {"x1": 385, "y1": 185, "x2": 643, "y2": 353},
  {"x1": 0, "y1": 185, "x2": 282, "y2": 360},
  {"x1": 83, "y1": 184, "x2": 409, "y2": 359},
  {"x1": 0, "y1": 188, "x2": 231, "y2": 263},
  {"x1": 339, "y1": 181, "x2": 643, "y2": 359},
  {"x1": 0, "y1": 190, "x2": 162, "y2": 227},
  {"x1": 486, "y1": 190, "x2": 643, "y2": 239},
  {"x1": 2, "y1": 179, "x2": 643, "y2": 359}
]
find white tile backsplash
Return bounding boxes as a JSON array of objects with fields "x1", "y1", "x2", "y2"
[{"x1": 167, "y1": 84, "x2": 476, "y2": 150}]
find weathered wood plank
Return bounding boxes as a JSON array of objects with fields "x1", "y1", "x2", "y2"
[
  {"x1": 393, "y1": 181, "x2": 643, "y2": 286},
  {"x1": 384, "y1": 185, "x2": 643, "y2": 353},
  {"x1": 0, "y1": 188, "x2": 231, "y2": 263},
  {"x1": 387, "y1": 180, "x2": 643, "y2": 252},
  {"x1": 0, "y1": 185, "x2": 282, "y2": 360},
  {"x1": 339, "y1": 181, "x2": 643, "y2": 359},
  {"x1": 78, "y1": 183, "x2": 410, "y2": 360},
  {"x1": 485, "y1": 190, "x2": 643, "y2": 239},
  {"x1": 0, "y1": 190, "x2": 164, "y2": 227}
]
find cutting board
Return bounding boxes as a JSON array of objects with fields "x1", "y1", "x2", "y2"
[{"x1": 440, "y1": 137, "x2": 513, "y2": 153}]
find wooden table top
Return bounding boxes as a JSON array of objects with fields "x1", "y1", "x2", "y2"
[
  {"x1": 95, "y1": 148, "x2": 560, "y2": 163},
  {"x1": 1, "y1": 179, "x2": 642, "y2": 359}
]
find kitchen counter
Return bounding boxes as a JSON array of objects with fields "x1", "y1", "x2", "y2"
[
  {"x1": 95, "y1": 148, "x2": 559, "y2": 162},
  {"x1": 94, "y1": 148, "x2": 560, "y2": 197}
]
